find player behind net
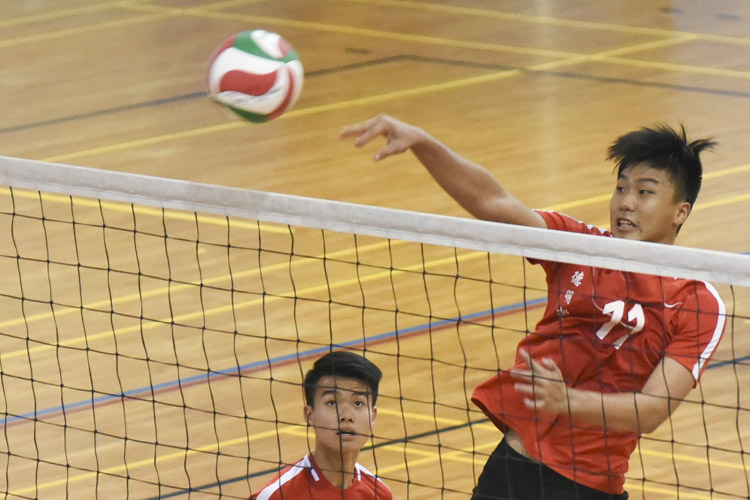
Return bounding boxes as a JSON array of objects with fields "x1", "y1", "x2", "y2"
[
  {"x1": 341, "y1": 115, "x2": 726, "y2": 500},
  {"x1": 250, "y1": 350, "x2": 392, "y2": 500}
]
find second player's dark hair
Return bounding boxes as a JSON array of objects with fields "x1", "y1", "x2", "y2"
[{"x1": 303, "y1": 350, "x2": 382, "y2": 407}]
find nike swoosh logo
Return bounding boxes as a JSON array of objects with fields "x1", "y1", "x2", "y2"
[{"x1": 664, "y1": 302, "x2": 683, "y2": 308}]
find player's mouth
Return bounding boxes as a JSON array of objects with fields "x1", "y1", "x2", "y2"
[
  {"x1": 615, "y1": 217, "x2": 637, "y2": 230},
  {"x1": 338, "y1": 429, "x2": 358, "y2": 436}
]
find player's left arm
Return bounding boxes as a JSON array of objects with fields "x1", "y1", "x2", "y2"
[{"x1": 511, "y1": 349, "x2": 695, "y2": 433}]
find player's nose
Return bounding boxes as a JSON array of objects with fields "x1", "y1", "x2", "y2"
[{"x1": 616, "y1": 190, "x2": 636, "y2": 211}]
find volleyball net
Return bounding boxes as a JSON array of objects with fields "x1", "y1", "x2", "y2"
[{"x1": 1, "y1": 155, "x2": 749, "y2": 499}]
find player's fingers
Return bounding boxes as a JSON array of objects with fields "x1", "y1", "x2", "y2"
[
  {"x1": 542, "y1": 358, "x2": 559, "y2": 372},
  {"x1": 373, "y1": 138, "x2": 410, "y2": 161},
  {"x1": 339, "y1": 123, "x2": 366, "y2": 139},
  {"x1": 517, "y1": 348, "x2": 538, "y2": 370},
  {"x1": 339, "y1": 115, "x2": 390, "y2": 143},
  {"x1": 513, "y1": 382, "x2": 533, "y2": 395},
  {"x1": 509, "y1": 367, "x2": 533, "y2": 382}
]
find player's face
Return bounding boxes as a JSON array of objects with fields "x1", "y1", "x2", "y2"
[
  {"x1": 609, "y1": 163, "x2": 691, "y2": 244},
  {"x1": 305, "y1": 376, "x2": 377, "y2": 456}
]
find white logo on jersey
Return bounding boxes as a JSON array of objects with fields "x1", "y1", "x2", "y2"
[{"x1": 571, "y1": 271, "x2": 584, "y2": 287}]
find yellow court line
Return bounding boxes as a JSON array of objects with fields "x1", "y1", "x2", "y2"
[
  {"x1": 41, "y1": 121, "x2": 242, "y2": 164},
  {"x1": 0, "y1": 12, "x2": 171, "y2": 49},
  {"x1": 335, "y1": 0, "x2": 750, "y2": 45},
  {"x1": 7, "y1": 425, "x2": 298, "y2": 496},
  {"x1": 377, "y1": 407, "x2": 497, "y2": 431},
  {"x1": 0, "y1": 246, "x2": 487, "y2": 363},
  {"x1": 591, "y1": 53, "x2": 750, "y2": 80},
  {"x1": 635, "y1": 447, "x2": 748, "y2": 471},
  {"x1": 704, "y1": 162, "x2": 750, "y2": 179},
  {"x1": 0, "y1": 237, "x2": 394, "y2": 331},
  {"x1": 0, "y1": 1, "x2": 132, "y2": 29},
  {"x1": 541, "y1": 163, "x2": 750, "y2": 211}
]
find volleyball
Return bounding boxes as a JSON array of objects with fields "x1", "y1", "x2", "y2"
[{"x1": 206, "y1": 30, "x2": 304, "y2": 123}]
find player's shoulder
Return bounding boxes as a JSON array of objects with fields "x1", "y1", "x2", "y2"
[
  {"x1": 655, "y1": 277, "x2": 726, "y2": 322},
  {"x1": 534, "y1": 210, "x2": 610, "y2": 237},
  {"x1": 354, "y1": 463, "x2": 393, "y2": 499},
  {"x1": 251, "y1": 455, "x2": 313, "y2": 500}
]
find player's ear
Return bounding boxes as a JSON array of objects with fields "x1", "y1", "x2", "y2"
[
  {"x1": 673, "y1": 201, "x2": 691, "y2": 226},
  {"x1": 304, "y1": 405, "x2": 313, "y2": 425},
  {"x1": 370, "y1": 406, "x2": 377, "y2": 425}
]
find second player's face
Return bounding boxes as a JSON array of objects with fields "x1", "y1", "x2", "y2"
[
  {"x1": 609, "y1": 163, "x2": 690, "y2": 244},
  {"x1": 305, "y1": 375, "x2": 377, "y2": 455}
]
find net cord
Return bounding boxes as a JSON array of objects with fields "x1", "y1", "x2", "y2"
[{"x1": 2, "y1": 155, "x2": 748, "y2": 286}]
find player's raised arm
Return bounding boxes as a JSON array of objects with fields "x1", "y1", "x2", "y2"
[{"x1": 340, "y1": 114, "x2": 545, "y2": 229}]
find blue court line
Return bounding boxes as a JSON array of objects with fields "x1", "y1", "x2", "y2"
[{"x1": 0, "y1": 298, "x2": 546, "y2": 427}]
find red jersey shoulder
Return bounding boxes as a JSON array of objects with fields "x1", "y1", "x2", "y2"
[
  {"x1": 250, "y1": 456, "x2": 393, "y2": 500},
  {"x1": 250, "y1": 456, "x2": 314, "y2": 500},
  {"x1": 536, "y1": 210, "x2": 610, "y2": 236},
  {"x1": 355, "y1": 463, "x2": 393, "y2": 499}
]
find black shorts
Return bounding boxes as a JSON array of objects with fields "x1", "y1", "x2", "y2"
[{"x1": 471, "y1": 438, "x2": 629, "y2": 500}]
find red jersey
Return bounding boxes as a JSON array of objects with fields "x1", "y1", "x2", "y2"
[
  {"x1": 250, "y1": 454, "x2": 393, "y2": 500},
  {"x1": 472, "y1": 210, "x2": 726, "y2": 494}
]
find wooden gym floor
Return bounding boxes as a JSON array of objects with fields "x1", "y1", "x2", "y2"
[{"x1": 2, "y1": 1, "x2": 750, "y2": 498}]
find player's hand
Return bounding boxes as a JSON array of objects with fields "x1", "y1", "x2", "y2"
[
  {"x1": 339, "y1": 114, "x2": 426, "y2": 162},
  {"x1": 510, "y1": 349, "x2": 569, "y2": 415}
]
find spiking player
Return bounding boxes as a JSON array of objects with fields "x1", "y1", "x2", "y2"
[{"x1": 341, "y1": 115, "x2": 726, "y2": 499}]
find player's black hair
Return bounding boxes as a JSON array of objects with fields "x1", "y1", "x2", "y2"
[
  {"x1": 607, "y1": 124, "x2": 716, "y2": 207},
  {"x1": 303, "y1": 351, "x2": 382, "y2": 407}
]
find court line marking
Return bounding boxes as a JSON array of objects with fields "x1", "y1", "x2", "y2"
[
  {"x1": 5, "y1": 426, "x2": 298, "y2": 496},
  {"x1": 0, "y1": 233, "x2": 395, "y2": 332},
  {"x1": 335, "y1": 0, "x2": 750, "y2": 45},
  {"x1": 0, "y1": 11, "x2": 172, "y2": 50},
  {"x1": 0, "y1": 1, "x2": 128, "y2": 28},
  {"x1": 1, "y1": 298, "x2": 541, "y2": 427},
  {"x1": 0, "y1": 246, "x2": 496, "y2": 363},
  {"x1": 544, "y1": 165, "x2": 750, "y2": 212}
]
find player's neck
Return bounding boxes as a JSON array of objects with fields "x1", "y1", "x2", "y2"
[{"x1": 311, "y1": 448, "x2": 359, "y2": 489}]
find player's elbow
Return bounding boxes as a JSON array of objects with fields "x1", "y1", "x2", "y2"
[
  {"x1": 634, "y1": 398, "x2": 675, "y2": 434},
  {"x1": 636, "y1": 414, "x2": 665, "y2": 434}
]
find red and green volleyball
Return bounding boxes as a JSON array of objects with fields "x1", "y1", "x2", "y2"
[{"x1": 207, "y1": 30, "x2": 304, "y2": 123}]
